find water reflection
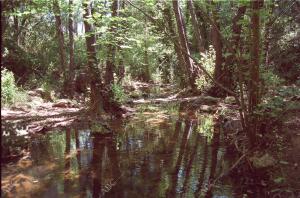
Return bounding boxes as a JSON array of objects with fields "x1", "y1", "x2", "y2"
[
  {"x1": 2, "y1": 106, "x2": 240, "y2": 197},
  {"x1": 64, "y1": 128, "x2": 71, "y2": 194}
]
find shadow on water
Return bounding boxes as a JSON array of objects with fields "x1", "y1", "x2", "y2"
[{"x1": 2, "y1": 103, "x2": 285, "y2": 197}]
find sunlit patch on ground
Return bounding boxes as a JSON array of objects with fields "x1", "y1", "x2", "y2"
[{"x1": 1, "y1": 173, "x2": 40, "y2": 197}]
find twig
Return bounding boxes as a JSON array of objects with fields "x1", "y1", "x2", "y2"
[{"x1": 211, "y1": 152, "x2": 248, "y2": 186}]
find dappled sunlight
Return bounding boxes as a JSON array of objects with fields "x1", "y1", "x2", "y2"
[
  {"x1": 197, "y1": 115, "x2": 214, "y2": 142},
  {"x1": 2, "y1": 173, "x2": 42, "y2": 197},
  {"x1": 145, "y1": 115, "x2": 169, "y2": 126},
  {"x1": 17, "y1": 159, "x2": 33, "y2": 169}
]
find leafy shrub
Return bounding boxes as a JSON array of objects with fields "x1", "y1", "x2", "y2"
[
  {"x1": 257, "y1": 86, "x2": 300, "y2": 118},
  {"x1": 1, "y1": 69, "x2": 28, "y2": 106},
  {"x1": 261, "y1": 68, "x2": 284, "y2": 89},
  {"x1": 195, "y1": 45, "x2": 216, "y2": 90},
  {"x1": 111, "y1": 83, "x2": 128, "y2": 104}
]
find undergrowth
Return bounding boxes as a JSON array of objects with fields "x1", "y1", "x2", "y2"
[{"x1": 1, "y1": 69, "x2": 28, "y2": 107}]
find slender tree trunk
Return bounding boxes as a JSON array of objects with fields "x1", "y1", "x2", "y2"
[
  {"x1": 10, "y1": 1, "x2": 20, "y2": 45},
  {"x1": 103, "y1": 0, "x2": 125, "y2": 115},
  {"x1": 162, "y1": 5, "x2": 186, "y2": 87},
  {"x1": 172, "y1": 0, "x2": 197, "y2": 90},
  {"x1": 83, "y1": 0, "x2": 104, "y2": 115},
  {"x1": 248, "y1": 0, "x2": 262, "y2": 146},
  {"x1": 143, "y1": 18, "x2": 151, "y2": 82},
  {"x1": 194, "y1": 2, "x2": 209, "y2": 50},
  {"x1": 53, "y1": 0, "x2": 67, "y2": 80},
  {"x1": 68, "y1": 0, "x2": 75, "y2": 97},
  {"x1": 13, "y1": 15, "x2": 19, "y2": 44},
  {"x1": 187, "y1": 0, "x2": 204, "y2": 54},
  {"x1": 211, "y1": 10, "x2": 223, "y2": 81},
  {"x1": 105, "y1": 0, "x2": 119, "y2": 86},
  {"x1": 263, "y1": 3, "x2": 274, "y2": 67},
  {"x1": 210, "y1": 5, "x2": 226, "y2": 97},
  {"x1": 1, "y1": 1, "x2": 8, "y2": 63},
  {"x1": 225, "y1": 6, "x2": 247, "y2": 92},
  {"x1": 116, "y1": 0, "x2": 126, "y2": 84}
]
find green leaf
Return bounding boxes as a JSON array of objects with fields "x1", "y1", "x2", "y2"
[{"x1": 273, "y1": 177, "x2": 285, "y2": 184}]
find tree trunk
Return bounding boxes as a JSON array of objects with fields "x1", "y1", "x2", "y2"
[
  {"x1": 172, "y1": 0, "x2": 197, "y2": 90},
  {"x1": 1, "y1": 1, "x2": 8, "y2": 62},
  {"x1": 210, "y1": 5, "x2": 226, "y2": 97},
  {"x1": 143, "y1": 18, "x2": 151, "y2": 82},
  {"x1": 83, "y1": 0, "x2": 104, "y2": 116},
  {"x1": 225, "y1": 6, "x2": 247, "y2": 92},
  {"x1": 116, "y1": 0, "x2": 126, "y2": 84},
  {"x1": 68, "y1": 0, "x2": 75, "y2": 97},
  {"x1": 187, "y1": 0, "x2": 204, "y2": 54},
  {"x1": 248, "y1": 0, "x2": 262, "y2": 146},
  {"x1": 194, "y1": 2, "x2": 209, "y2": 50},
  {"x1": 53, "y1": 0, "x2": 67, "y2": 80},
  {"x1": 103, "y1": 0, "x2": 124, "y2": 115},
  {"x1": 105, "y1": 0, "x2": 119, "y2": 86},
  {"x1": 162, "y1": 5, "x2": 186, "y2": 87},
  {"x1": 263, "y1": 3, "x2": 274, "y2": 67},
  {"x1": 13, "y1": 14, "x2": 19, "y2": 44}
]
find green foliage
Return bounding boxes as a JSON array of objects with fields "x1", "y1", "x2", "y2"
[
  {"x1": 112, "y1": 83, "x2": 128, "y2": 104},
  {"x1": 257, "y1": 96, "x2": 285, "y2": 118},
  {"x1": 1, "y1": 69, "x2": 28, "y2": 106},
  {"x1": 195, "y1": 45, "x2": 216, "y2": 90},
  {"x1": 197, "y1": 115, "x2": 214, "y2": 142},
  {"x1": 261, "y1": 68, "x2": 284, "y2": 89},
  {"x1": 257, "y1": 86, "x2": 300, "y2": 119}
]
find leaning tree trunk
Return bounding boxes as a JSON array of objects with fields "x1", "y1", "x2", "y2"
[
  {"x1": 68, "y1": 0, "x2": 75, "y2": 97},
  {"x1": 83, "y1": 0, "x2": 104, "y2": 116},
  {"x1": 172, "y1": 0, "x2": 197, "y2": 90},
  {"x1": 248, "y1": 0, "x2": 262, "y2": 146},
  {"x1": 53, "y1": 0, "x2": 67, "y2": 82}
]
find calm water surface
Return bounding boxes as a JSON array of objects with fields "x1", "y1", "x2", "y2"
[{"x1": 2, "y1": 105, "x2": 247, "y2": 198}]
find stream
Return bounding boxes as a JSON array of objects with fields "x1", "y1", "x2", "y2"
[{"x1": 1, "y1": 103, "x2": 282, "y2": 197}]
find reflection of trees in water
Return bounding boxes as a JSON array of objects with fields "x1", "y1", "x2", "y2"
[
  {"x1": 89, "y1": 132, "x2": 123, "y2": 198},
  {"x1": 64, "y1": 128, "x2": 71, "y2": 193},
  {"x1": 2, "y1": 122, "x2": 30, "y2": 161},
  {"x1": 74, "y1": 128, "x2": 88, "y2": 197},
  {"x1": 181, "y1": 129, "x2": 201, "y2": 197},
  {"x1": 166, "y1": 120, "x2": 193, "y2": 197},
  {"x1": 205, "y1": 122, "x2": 220, "y2": 198},
  {"x1": 75, "y1": 129, "x2": 81, "y2": 170},
  {"x1": 105, "y1": 138, "x2": 122, "y2": 197},
  {"x1": 194, "y1": 138, "x2": 208, "y2": 197},
  {"x1": 91, "y1": 133, "x2": 105, "y2": 198},
  {"x1": 163, "y1": 120, "x2": 182, "y2": 170}
]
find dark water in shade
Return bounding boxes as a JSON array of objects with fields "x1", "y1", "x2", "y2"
[{"x1": 2, "y1": 105, "x2": 280, "y2": 198}]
